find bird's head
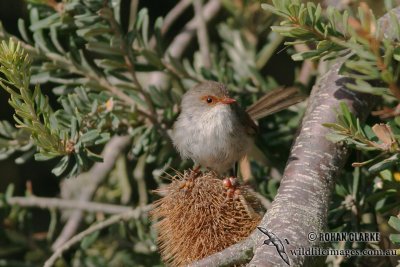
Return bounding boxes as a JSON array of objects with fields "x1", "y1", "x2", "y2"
[{"x1": 180, "y1": 81, "x2": 237, "y2": 115}]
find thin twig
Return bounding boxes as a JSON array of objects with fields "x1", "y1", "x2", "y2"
[
  {"x1": 149, "y1": 0, "x2": 192, "y2": 49},
  {"x1": 149, "y1": 0, "x2": 221, "y2": 86},
  {"x1": 99, "y1": 7, "x2": 157, "y2": 115},
  {"x1": 128, "y1": 0, "x2": 139, "y2": 32},
  {"x1": 256, "y1": 33, "x2": 284, "y2": 69},
  {"x1": 4, "y1": 196, "x2": 133, "y2": 215},
  {"x1": 167, "y1": 0, "x2": 221, "y2": 58},
  {"x1": 193, "y1": 0, "x2": 211, "y2": 68},
  {"x1": 99, "y1": 6, "x2": 171, "y2": 139},
  {"x1": 46, "y1": 0, "x2": 64, "y2": 12},
  {"x1": 52, "y1": 135, "x2": 131, "y2": 250},
  {"x1": 133, "y1": 155, "x2": 149, "y2": 206},
  {"x1": 295, "y1": 43, "x2": 315, "y2": 86},
  {"x1": 44, "y1": 205, "x2": 152, "y2": 267}
]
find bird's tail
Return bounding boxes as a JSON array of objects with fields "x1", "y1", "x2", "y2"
[{"x1": 246, "y1": 87, "x2": 305, "y2": 120}]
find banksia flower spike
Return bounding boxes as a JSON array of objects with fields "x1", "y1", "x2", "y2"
[{"x1": 151, "y1": 171, "x2": 263, "y2": 266}]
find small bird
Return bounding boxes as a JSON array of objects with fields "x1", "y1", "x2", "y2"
[{"x1": 171, "y1": 81, "x2": 304, "y2": 175}]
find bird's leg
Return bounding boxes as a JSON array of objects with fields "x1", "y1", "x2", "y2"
[
  {"x1": 223, "y1": 162, "x2": 240, "y2": 200},
  {"x1": 223, "y1": 176, "x2": 240, "y2": 200},
  {"x1": 180, "y1": 165, "x2": 202, "y2": 192},
  {"x1": 229, "y1": 162, "x2": 239, "y2": 178},
  {"x1": 189, "y1": 165, "x2": 202, "y2": 179}
]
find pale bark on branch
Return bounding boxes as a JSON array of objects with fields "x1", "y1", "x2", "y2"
[
  {"x1": 52, "y1": 135, "x2": 131, "y2": 250},
  {"x1": 44, "y1": 205, "x2": 152, "y2": 267},
  {"x1": 248, "y1": 61, "x2": 374, "y2": 267},
  {"x1": 4, "y1": 196, "x2": 133, "y2": 214},
  {"x1": 190, "y1": 7, "x2": 400, "y2": 267},
  {"x1": 148, "y1": 0, "x2": 221, "y2": 87}
]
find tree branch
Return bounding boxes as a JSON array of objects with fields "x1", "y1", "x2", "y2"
[
  {"x1": 248, "y1": 60, "x2": 374, "y2": 267},
  {"x1": 99, "y1": 6, "x2": 161, "y2": 128},
  {"x1": 52, "y1": 135, "x2": 131, "y2": 250},
  {"x1": 148, "y1": 0, "x2": 192, "y2": 49},
  {"x1": 193, "y1": 0, "x2": 212, "y2": 68},
  {"x1": 44, "y1": 205, "x2": 152, "y2": 267},
  {"x1": 148, "y1": 0, "x2": 221, "y2": 87},
  {"x1": 4, "y1": 196, "x2": 133, "y2": 214},
  {"x1": 128, "y1": 0, "x2": 139, "y2": 32},
  {"x1": 167, "y1": 0, "x2": 220, "y2": 59}
]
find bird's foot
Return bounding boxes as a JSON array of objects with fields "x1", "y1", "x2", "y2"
[
  {"x1": 372, "y1": 104, "x2": 400, "y2": 119},
  {"x1": 179, "y1": 166, "x2": 202, "y2": 192},
  {"x1": 179, "y1": 178, "x2": 194, "y2": 192},
  {"x1": 223, "y1": 177, "x2": 241, "y2": 200},
  {"x1": 189, "y1": 165, "x2": 202, "y2": 179}
]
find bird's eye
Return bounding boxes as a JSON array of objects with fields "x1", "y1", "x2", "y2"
[{"x1": 206, "y1": 97, "x2": 213, "y2": 103}]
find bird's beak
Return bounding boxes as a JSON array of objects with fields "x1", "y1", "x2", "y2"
[{"x1": 220, "y1": 97, "x2": 236, "y2": 104}]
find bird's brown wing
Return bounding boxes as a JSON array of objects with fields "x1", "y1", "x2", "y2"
[
  {"x1": 246, "y1": 87, "x2": 305, "y2": 120},
  {"x1": 233, "y1": 104, "x2": 258, "y2": 136}
]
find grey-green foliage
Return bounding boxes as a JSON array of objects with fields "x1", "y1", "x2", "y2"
[
  {"x1": 0, "y1": 0, "x2": 294, "y2": 178},
  {"x1": 0, "y1": 41, "x2": 66, "y2": 159},
  {"x1": 323, "y1": 102, "x2": 400, "y2": 173},
  {"x1": 265, "y1": 0, "x2": 400, "y2": 170},
  {"x1": 0, "y1": 39, "x2": 116, "y2": 177},
  {"x1": 263, "y1": 0, "x2": 400, "y2": 97},
  {"x1": 0, "y1": 0, "x2": 168, "y2": 177},
  {"x1": 389, "y1": 216, "x2": 400, "y2": 244}
]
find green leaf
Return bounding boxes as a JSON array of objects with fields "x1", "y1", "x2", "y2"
[
  {"x1": 50, "y1": 26, "x2": 65, "y2": 54},
  {"x1": 141, "y1": 49, "x2": 163, "y2": 68},
  {"x1": 80, "y1": 129, "x2": 101, "y2": 143},
  {"x1": 292, "y1": 50, "x2": 321, "y2": 61},
  {"x1": 15, "y1": 149, "x2": 35, "y2": 164},
  {"x1": 95, "y1": 59, "x2": 127, "y2": 70},
  {"x1": 345, "y1": 81, "x2": 390, "y2": 96},
  {"x1": 5, "y1": 183, "x2": 14, "y2": 200},
  {"x1": 153, "y1": 16, "x2": 164, "y2": 54},
  {"x1": 389, "y1": 234, "x2": 400, "y2": 244},
  {"x1": 76, "y1": 27, "x2": 111, "y2": 38},
  {"x1": 326, "y1": 132, "x2": 347, "y2": 143},
  {"x1": 322, "y1": 123, "x2": 347, "y2": 132},
  {"x1": 86, "y1": 148, "x2": 103, "y2": 162},
  {"x1": 389, "y1": 216, "x2": 400, "y2": 232},
  {"x1": 51, "y1": 155, "x2": 70, "y2": 176},
  {"x1": 339, "y1": 102, "x2": 354, "y2": 127},
  {"x1": 17, "y1": 19, "x2": 31, "y2": 43},
  {"x1": 111, "y1": 0, "x2": 121, "y2": 24},
  {"x1": 80, "y1": 231, "x2": 100, "y2": 250},
  {"x1": 136, "y1": 8, "x2": 149, "y2": 47},
  {"x1": 368, "y1": 154, "x2": 400, "y2": 173},
  {"x1": 29, "y1": 13, "x2": 60, "y2": 31},
  {"x1": 34, "y1": 152, "x2": 57, "y2": 161},
  {"x1": 94, "y1": 133, "x2": 110, "y2": 145},
  {"x1": 86, "y1": 42, "x2": 122, "y2": 56}
]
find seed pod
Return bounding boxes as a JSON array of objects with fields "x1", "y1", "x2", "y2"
[{"x1": 151, "y1": 171, "x2": 263, "y2": 267}]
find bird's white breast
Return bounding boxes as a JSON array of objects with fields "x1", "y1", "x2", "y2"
[{"x1": 172, "y1": 104, "x2": 252, "y2": 174}]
